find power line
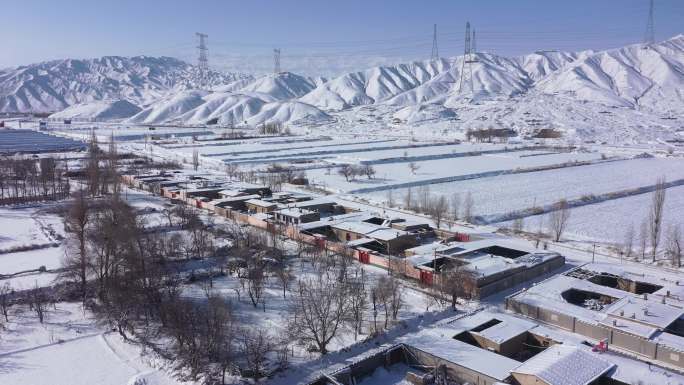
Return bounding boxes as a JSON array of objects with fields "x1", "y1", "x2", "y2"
[{"x1": 431, "y1": 24, "x2": 439, "y2": 61}]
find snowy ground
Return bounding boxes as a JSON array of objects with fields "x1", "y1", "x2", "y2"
[
  {"x1": 182, "y1": 253, "x2": 437, "y2": 361},
  {"x1": 0, "y1": 302, "x2": 189, "y2": 385},
  {"x1": 0, "y1": 206, "x2": 64, "y2": 252},
  {"x1": 511, "y1": 184, "x2": 684, "y2": 245},
  {"x1": 360, "y1": 156, "x2": 684, "y2": 222},
  {"x1": 306, "y1": 149, "x2": 603, "y2": 193}
]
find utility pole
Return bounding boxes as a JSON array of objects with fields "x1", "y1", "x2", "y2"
[
  {"x1": 458, "y1": 22, "x2": 475, "y2": 94},
  {"x1": 195, "y1": 32, "x2": 209, "y2": 89},
  {"x1": 644, "y1": 0, "x2": 655, "y2": 45},
  {"x1": 431, "y1": 24, "x2": 440, "y2": 61},
  {"x1": 273, "y1": 48, "x2": 281, "y2": 74}
]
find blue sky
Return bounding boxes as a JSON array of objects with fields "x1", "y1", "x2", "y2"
[{"x1": 3, "y1": 0, "x2": 683, "y2": 75}]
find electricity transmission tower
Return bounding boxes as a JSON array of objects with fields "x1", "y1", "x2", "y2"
[
  {"x1": 644, "y1": 0, "x2": 655, "y2": 45},
  {"x1": 195, "y1": 32, "x2": 209, "y2": 89},
  {"x1": 273, "y1": 48, "x2": 281, "y2": 74},
  {"x1": 431, "y1": 24, "x2": 439, "y2": 61},
  {"x1": 472, "y1": 29, "x2": 477, "y2": 53},
  {"x1": 458, "y1": 22, "x2": 475, "y2": 94}
]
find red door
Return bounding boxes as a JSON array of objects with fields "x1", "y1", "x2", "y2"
[{"x1": 420, "y1": 270, "x2": 433, "y2": 285}]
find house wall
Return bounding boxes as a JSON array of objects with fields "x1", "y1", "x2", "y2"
[
  {"x1": 656, "y1": 344, "x2": 684, "y2": 367},
  {"x1": 506, "y1": 296, "x2": 683, "y2": 368},
  {"x1": 407, "y1": 346, "x2": 505, "y2": 385},
  {"x1": 477, "y1": 255, "x2": 565, "y2": 298},
  {"x1": 511, "y1": 372, "x2": 550, "y2": 385}
]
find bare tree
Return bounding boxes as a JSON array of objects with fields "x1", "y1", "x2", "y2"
[
  {"x1": 429, "y1": 195, "x2": 449, "y2": 230},
  {"x1": 463, "y1": 192, "x2": 474, "y2": 223},
  {"x1": 450, "y1": 193, "x2": 461, "y2": 222},
  {"x1": 337, "y1": 164, "x2": 354, "y2": 182},
  {"x1": 622, "y1": 224, "x2": 635, "y2": 261},
  {"x1": 245, "y1": 262, "x2": 266, "y2": 308},
  {"x1": 403, "y1": 188, "x2": 414, "y2": 211},
  {"x1": 240, "y1": 328, "x2": 273, "y2": 379},
  {"x1": 441, "y1": 266, "x2": 478, "y2": 309},
  {"x1": 386, "y1": 189, "x2": 394, "y2": 207},
  {"x1": 289, "y1": 275, "x2": 348, "y2": 354},
  {"x1": 225, "y1": 163, "x2": 240, "y2": 180},
  {"x1": 512, "y1": 217, "x2": 524, "y2": 233},
  {"x1": 28, "y1": 284, "x2": 47, "y2": 323},
  {"x1": 61, "y1": 190, "x2": 91, "y2": 301},
  {"x1": 549, "y1": 199, "x2": 571, "y2": 242},
  {"x1": 373, "y1": 276, "x2": 403, "y2": 328},
  {"x1": 86, "y1": 132, "x2": 101, "y2": 196},
  {"x1": 649, "y1": 177, "x2": 667, "y2": 262},
  {"x1": 361, "y1": 164, "x2": 376, "y2": 179},
  {"x1": 408, "y1": 162, "x2": 420, "y2": 175},
  {"x1": 192, "y1": 149, "x2": 200, "y2": 171},
  {"x1": 667, "y1": 225, "x2": 682, "y2": 268},
  {"x1": 274, "y1": 265, "x2": 294, "y2": 299},
  {"x1": 346, "y1": 267, "x2": 368, "y2": 341},
  {"x1": 639, "y1": 220, "x2": 648, "y2": 262},
  {"x1": 0, "y1": 283, "x2": 12, "y2": 322},
  {"x1": 418, "y1": 185, "x2": 431, "y2": 213}
]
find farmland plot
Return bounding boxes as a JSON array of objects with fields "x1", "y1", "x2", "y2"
[
  {"x1": 361, "y1": 157, "x2": 684, "y2": 222},
  {"x1": 307, "y1": 150, "x2": 603, "y2": 193},
  {"x1": 500, "y1": 184, "x2": 684, "y2": 244}
]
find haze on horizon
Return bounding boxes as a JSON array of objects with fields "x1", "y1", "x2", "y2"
[{"x1": 3, "y1": 0, "x2": 684, "y2": 76}]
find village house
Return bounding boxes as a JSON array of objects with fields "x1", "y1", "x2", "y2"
[
  {"x1": 245, "y1": 199, "x2": 277, "y2": 214},
  {"x1": 312, "y1": 310, "x2": 676, "y2": 385},
  {"x1": 507, "y1": 261, "x2": 684, "y2": 371}
]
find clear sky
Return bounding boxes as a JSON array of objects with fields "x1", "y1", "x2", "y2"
[{"x1": 3, "y1": 0, "x2": 683, "y2": 76}]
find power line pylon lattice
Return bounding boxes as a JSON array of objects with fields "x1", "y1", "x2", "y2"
[
  {"x1": 644, "y1": 0, "x2": 655, "y2": 45},
  {"x1": 431, "y1": 24, "x2": 439, "y2": 61},
  {"x1": 195, "y1": 32, "x2": 209, "y2": 89},
  {"x1": 273, "y1": 48, "x2": 281, "y2": 74},
  {"x1": 458, "y1": 22, "x2": 475, "y2": 95}
]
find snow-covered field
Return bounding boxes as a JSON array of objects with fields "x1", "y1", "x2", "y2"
[
  {"x1": 361, "y1": 157, "x2": 684, "y2": 221},
  {"x1": 0, "y1": 206, "x2": 64, "y2": 252},
  {"x1": 306, "y1": 150, "x2": 603, "y2": 193},
  {"x1": 0, "y1": 302, "x2": 187, "y2": 385},
  {"x1": 499, "y1": 184, "x2": 684, "y2": 244}
]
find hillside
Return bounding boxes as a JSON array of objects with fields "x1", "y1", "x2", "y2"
[
  {"x1": 6, "y1": 36, "x2": 684, "y2": 140},
  {"x1": 0, "y1": 56, "x2": 251, "y2": 113}
]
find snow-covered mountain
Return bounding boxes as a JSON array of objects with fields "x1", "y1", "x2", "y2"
[
  {"x1": 536, "y1": 35, "x2": 684, "y2": 111},
  {"x1": 126, "y1": 72, "x2": 331, "y2": 126},
  {"x1": 0, "y1": 56, "x2": 251, "y2": 113},
  {"x1": 49, "y1": 99, "x2": 141, "y2": 121},
  {"x1": 7, "y1": 35, "x2": 684, "y2": 138}
]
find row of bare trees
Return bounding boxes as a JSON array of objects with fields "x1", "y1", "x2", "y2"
[
  {"x1": 0, "y1": 156, "x2": 70, "y2": 204},
  {"x1": 620, "y1": 177, "x2": 681, "y2": 266},
  {"x1": 337, "y1": 164, "x2": 376, "y2": 182},
  {"x1": 388, "y1": 186, "x2": 476, "y2": 227}
]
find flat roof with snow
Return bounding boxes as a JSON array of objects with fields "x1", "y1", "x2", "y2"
[{"x1": 512, "y1": 344, "x2": 615, "y2": 385}]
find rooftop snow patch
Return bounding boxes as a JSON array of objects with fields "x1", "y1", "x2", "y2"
[{"x1": 512, "y1": 344, "x2": 614, "y2": 385}]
